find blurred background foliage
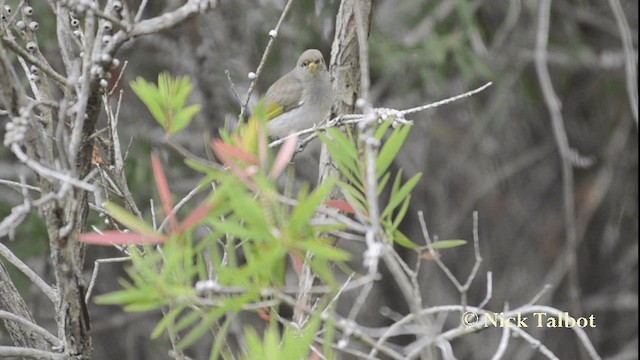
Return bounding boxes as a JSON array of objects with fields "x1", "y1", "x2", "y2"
[{"x1": 1, "y1": 0, "x2": 637, "y2": 358}]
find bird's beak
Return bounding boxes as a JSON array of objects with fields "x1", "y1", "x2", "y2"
[{"x1": 308, "y1": 62, "x2": 319, "y2": 72}]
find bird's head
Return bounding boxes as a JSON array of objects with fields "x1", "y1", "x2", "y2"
[{"x1": 296, "y1": 49, "x2": 327, "y2": 79}]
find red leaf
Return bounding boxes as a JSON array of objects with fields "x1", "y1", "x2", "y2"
[
  {"x1": 151, "y1": 153, "x2": 177, "y2": 231},
  {"x1": 211, "y1": 140, "x2": 257, "y2": 189},
  {"x1": 268, "y1": 134, "x2": 297, "y2": 180},
  {"x1": 79, "y1": 231, "x2": 167, "y2": 245},
  {"x1": 324, "y1": 200, "x2": 356, "y2": 214},
  {"x1": 289, "y1": 251, "x2": 305, "y2": 277},
  {"x1": 211, "y1": 140, "x2": 258, "y2": 165},
  {"x1": 176, "y1": 203, "x2": 215, "y2": 233}
]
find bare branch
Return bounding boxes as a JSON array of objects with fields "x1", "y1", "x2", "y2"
[
  {"x1": 0, "y1": 243, "x2": 58, "y2": 303},
  {"x1": 534, "y1": 0, "x2": 581, "y2": 316},
  {"x1": 237, "y1": 0, "x2": 296, "y2": 122},
  {"x1": 607, "y1": 0, "x2": 638, "y2": 126},
  {"x1": 0, "y1": 310, "x2": 62, "y2": 347}
]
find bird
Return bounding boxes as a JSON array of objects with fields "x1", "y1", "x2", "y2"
[{"x1": 260, "y1": 49, "x2": 332, "y2": 138}]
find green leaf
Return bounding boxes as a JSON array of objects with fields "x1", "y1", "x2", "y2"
[
  {"x1": 282, "y1": 315, "x2": 322, "y2": 359},
  {"x1": 210, "y1": 217, "x2": 266, "y2": 242},
  {"x1": 318, "y1": 131, "x2": 363, "y2": 187},
  {"x1": 171, "y1": 104, "x2": 201, "y2": 134},
  {"x1": 178, "y1": 307, "x2": 226, "y2": 349},
  {"x1": 382, "y1": 172, "x2": 422, "y2": 219},
  {"x1": 376, "y1": 124, "x2": 411, "y2": 179},
  {"x1": 131, "y1": 77, "x2": 166, "y2": 127},
  {"x1": 228, "y1": 192, "x2": 272, "y2": 236},
  {"x1": 174, "y1": 309, "x2": 203, "y2": 333},
  {"x1": 173, "y1": 76, "x2": 193, "y2": 110},
  {"x1": 130, "y1": 73, "x2": 200, "y2": 135},
  {"x1": 308, "y1": 257, "x2": 337, "y2": 287},
  {"x1": 390, "y1": 195, "x2": 411, "y2": 231},
  {"x1": 210, "y1": 314, "x2": 235, "y2": 360},
  {"x1": 377, "y1": 171, "x2": 391, "y2": 196},
  {"x1": 290, "y1": 177, "x2": 336, "y2": 232},
  {"x1": 391, "y1": 169, "x2": 403, "y2": 196},
  {"x1": 374, "y1": 118, "x2": 393, "y2": 141},
  {"x1": 94, "y1": 288, "x2": 152, "y2": 305},
  {"x1": 105, "y1": 202, "x2": 159, "y2": 236},
  {"x1": 125, "y1": 300, "x2": 171, "y2": 312},
  {"x1": 151, "y1": 303, "x2": 188, "y2": 339},
  {"x1": 325, "y1": 128, "x2": 359, "y2": 164},
  {"x1": 238, "y1": 245, "x2": 286, "y2": 285},
  {"x1": 392, "y1": 229, "x2": 419, "y2": 249},
  {"x1": 296, "y1": 239, "x2": 350, "y2": 261},
  {"x1": 427, "y1": 239, "x2": 467, "y2": 250},
  {"x1": 243, "y1": 327, "x2": 265, "y2": 359}
]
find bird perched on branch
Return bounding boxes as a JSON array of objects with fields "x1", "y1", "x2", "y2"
[
  {"x1": 263, "y1": 49, "x2": 332, "y2": 138},
  {"x1": 256, "y1": 49, "x2": 333, "y2": 138}
]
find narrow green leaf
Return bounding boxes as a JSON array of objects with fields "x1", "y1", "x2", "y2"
[
  {"x1": 282, "y1": 315, "x2": 321, "y2": 359},
  {"x1": 290, "y1": 177, "x2": 336, "y2": 232},
  {"x1": 174, "y1": 309, "x2": 203, "y2": 333},
  {"x1": 296, "y1": 240, "x2": 350, "y2": 261},
  {"x1": 228, "y1": 193, "x2": 271, "y2": 235},
  {"x1": 374, "y1": 118, "x2": 393, "y2": 141},
  {"x1": 125, "y1": 300, "x2": 170, "y2": 312},
  {"x1": 210, "y1": 314, "x2": 236, "y2": 360},
  {"x1": 391, "y1": 195, "x2": 411, "y2": 231},
  {"x1": 391, "y1": 169, "x2": 403, "y2": 196},
  {"x1": 178, "y1": 308, "x2": 226, "y2": 349},
  {"x1": 171, "y1": 104, "x2": 201, "y2": 134},
  {"x1": 173, "y1": 77, "x2": 193, "y2": 110},
  {"x1": 325, "y1": 128, "x2": 359, "y2": 163},
  {"x1": 151, "y1": 303, "x2": 188, "y2": 339},
  {"x1": 238, "y1": 245, "x2": 286, "y2": 285},
  {"x1": 130, "y1": 77, "x2": 166, "y2": 127},
  {"x1": 243, "y1": 327, "x2": 264, "y2": 359},
  {"x1": 105, "y1": 202, "x2": 158, "y2": 236},
  {"x1": 377, "y1": 171, "x2": 391, "y2": 196},
  {"x1": 318, "y1": 132, "x2": 362, "y2": 185},
  {"x1": 94, "y1": 288, "x2": 152, "y2": 305},
  {"x1": 382, "y1": 173, "x2": 422, "y2": 219},
  {"x1": 427, "y1": 239, "x2": 467, "y2": 250},
  {"x1": 392, "y1": 229, "x2": 419, "y2": 249},
  {"x1": 210, "y1": 218, "x2": 266, "y2": 242},
  {"x1": 376, "y1": 124, "x2": 411, "y2": 179},
  {"x1": 308, "y1": 257, "x2": 337, "y2": 287}
]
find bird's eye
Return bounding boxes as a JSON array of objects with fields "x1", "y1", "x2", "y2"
[{"x1": 303, "y1": 60, "x2": 309, "y2": 67}]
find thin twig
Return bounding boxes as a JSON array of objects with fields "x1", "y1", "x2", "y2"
[
  {"x1": 224, "y1": 69, "x2": 242, "y2": 105},
  {"x1": 85, "y1": 256, "x2": 131, "y2": 303},
  {"x1": 0, "y1": 242, "x2": 58, "y2": 304},
  {"x1": 0, "y1": 310, "x2": 62, "y2": 347},
  {"x1": 534, "y1": 0, "x2": 581, "y2": 316},
  {"x1": 0, "y1": 179, "x2": 41, "y2": 192},
  {"x1": 0, "y1": 346, "x2": 67, "y2": 360},
  {"x1": 491, "y1": 303, "x2": 511, "y2": 360},
  {"x1": 607, "y1": 0, "x2": 638, "y2": 126},
  {"x1": 268, "y1": 82, "x2": 493, "y2": 148},
  {"x1": 237, "y1": 0, "x2": 296, "y2": 122},
  {"x1": 477, "y1": 271, "x2": 493, "y2": 308}
]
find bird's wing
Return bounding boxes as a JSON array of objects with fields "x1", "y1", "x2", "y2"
[{"x1": 263, "y1": 70, "x2": 304, "y2": 121}]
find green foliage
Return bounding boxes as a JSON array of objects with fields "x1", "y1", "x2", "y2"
[
  {"x1": 93, "y1": 74, "x2": 462, "y2": 356},
  {"x1": 130, "y1": 72, "x2": 201, "y2": 134},
  {"x1": 242, "y1": 316, "x2": 321, "y2": 360},
  {"x1": 91, "y1": 101, "x2": 350, "y2": 355},
  {"x1": 321, "y1": 122, "x2": 430, "y2": 250}
]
